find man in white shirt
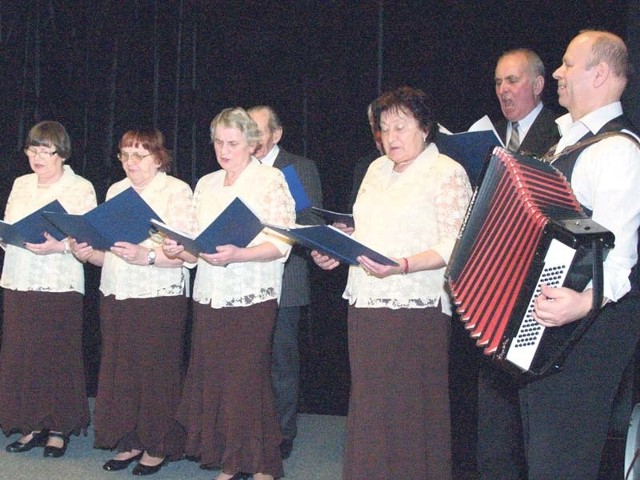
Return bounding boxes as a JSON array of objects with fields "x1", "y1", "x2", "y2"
[{"x1": 518, "y1": 30, "x2": 640, "y2": 480}]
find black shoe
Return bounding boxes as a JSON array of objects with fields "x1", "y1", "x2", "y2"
[
  {"x1": 103, "y1": 451, "x2": 143, "y2": 471},
  {"x1": 132, "y1": 458, "x2": 166, "y2": 476},
  {"x1": 280, "y1": 438, "x2": 293, "y2": 459},
  {"x1": 43, "y1": 432, "x2": 69, "y2": 458},
  {"x1": 226, "y1": 473, "x2": 250, "y2": 480},
  {"x1": 5, "y1": 430, "x2": 49, "y2": 453}
]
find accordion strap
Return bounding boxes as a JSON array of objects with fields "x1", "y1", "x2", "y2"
[
  {"x1": 542, "y1": 238, "x2": 606, "y2": 376},
  {"x1": 540, "y1": 131, "x2": 640, "y2": 164}
]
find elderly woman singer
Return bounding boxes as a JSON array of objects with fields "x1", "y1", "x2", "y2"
[{"x1": 313, "y1": 86, "x2": 473, "y2": 480}]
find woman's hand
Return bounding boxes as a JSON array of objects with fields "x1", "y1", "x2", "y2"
[
  {"x1": 111, "y1": 241, "x2": 147, "y2": 265},
  {"x1": 69, "y1": 238, "x2": 99, "y2": 264},
  {"x1": 162, "y1": 237, "x2": 185, "y2": 259},
  {"x1": 332, "y1": 222, "x2": 354, "y2": 235},
  {"x1": 311, "y1": 250, "x2": 340, "y2": 270},
  {"x1": 200, "y1": 244, "x2": 240, "y2": 267},
  {"x1": 23, "y1": 232, "x2": 66, "y2": 256},
  {"x1": 358, "y1": 255, "x2": 405, "y2": 278}
]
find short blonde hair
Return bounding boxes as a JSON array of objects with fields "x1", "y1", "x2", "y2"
[{"x1": 210, "y1": 107, "x2": 261, "y2": 146}]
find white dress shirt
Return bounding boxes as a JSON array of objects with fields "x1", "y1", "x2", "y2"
[{"x1": 552, "y1": 102, "x2": 640, "y2": 301}]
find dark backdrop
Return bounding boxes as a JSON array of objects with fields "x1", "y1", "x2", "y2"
[{"x1": 0, "y1": 2, "x2": 637, "y2": 478}]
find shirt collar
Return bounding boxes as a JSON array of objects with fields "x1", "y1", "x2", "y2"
[
  {"x1": 556, "y1": 101, "x2": 623, "y2": 137},
  {"x1": 513, "y1": 102, "x2": 544, "y2": 135},
  {"x1": 258, "y1": 144, "x2": 280, "y2": 167},
  {"x1": 554, "y1": 102, "x2": 623, "y2": 154}
]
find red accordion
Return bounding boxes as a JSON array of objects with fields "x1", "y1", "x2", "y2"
[{"x1": 447, "y1": 147, "x2": 614, "y2": 375}]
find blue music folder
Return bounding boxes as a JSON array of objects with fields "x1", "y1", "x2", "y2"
[
  {"x1": 0, "y1": 200, "x2": 67, "y2": 247},
  {"x1": 281, "y1": 164, "x2": 312, "y2": 212},
  {"x1": 436, "y1": 130, "x2": 501, "y2": 187},
  {"x1": 264, "y1": 223, "x2": 398, "y2": 266},
  {"x1": 42, "y1": 188, "x2": 164, "y2": 250},
  {"x1": 150, "y1": 197, "x2": 264, "y2": 256}
]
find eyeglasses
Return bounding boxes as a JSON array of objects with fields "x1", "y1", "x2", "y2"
[
  {"x1": 117, "y1": 152, "x2": 152, "y2": 163},
  {"x1": 25, "y1": 147, "x2": 57, "y2": 158}
]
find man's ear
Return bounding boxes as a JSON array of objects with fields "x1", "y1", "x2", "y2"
[
  {"x1": 273, "y1": 127, "x2": 283, "y2": 144},
  {"x1": 593, "y1": 61, "x2": 609, "y2": 89},
  {"x1": 533, "y1": 75, "x2": 544, "y2": 97}
]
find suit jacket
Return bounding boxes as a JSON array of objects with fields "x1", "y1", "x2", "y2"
[
  {"x1": 348, "y1": 149, "x2": 380, "y2": 211},
  {"x1": 496, "y1": 105, "x2": 560, "y2": 157},
  {"x1": 273, "y1": 147, "x2": 324, "y2": 307}
]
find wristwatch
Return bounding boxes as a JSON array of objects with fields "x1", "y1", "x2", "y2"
[{"x1": 147, "y1": 248, "x2": 157, "y2": 266}]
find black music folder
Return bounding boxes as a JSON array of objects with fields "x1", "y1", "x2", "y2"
[
  {"x1": 310, "y1": 207, "x2": 354, "y2": 228},
  {"x1": 150, "y1": 197, "x2": 263, "y2": 256},
  {"x1": 282, "y1": 164, "x2": 312, "y2": 212},
  {"x1": 42, "y1": 188, "x2": 163, "y2": 250},
  {"x1": 0, "y1": 200, "x2": 67, "y2": 247},
  {"x1": 264, "y1": 223, "x2": 398, "y2": 266}
]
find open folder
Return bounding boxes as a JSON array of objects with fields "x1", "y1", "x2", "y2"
[
  {"x1": 0, "y1": 200, "x2": 67, "y2": 247},
  {"x1": 310, "y1": 207, "x2": 354, "y2": 228},
  {"x1": 263, "y1": 223, "x2": 398, "y2": 266},
  {"x1": 150, "y1": 197, "x2": 264, "y2": 256},
  {"x1": 437, "y1": 116, "x2": 504, "y2": 187},
  {"x1": 281, "y1": 164, "x2": 312, "y2": 212},
  {"x1": 42, "y1": 188, "x2": 163, "y2": 250}
]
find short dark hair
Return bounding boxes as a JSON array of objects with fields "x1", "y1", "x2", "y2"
[
  {"x1": 373, "y1": 86, "x2": 437, "y2": 144},
  {"x1": 247, "y1": 105, "x2": 283, "y2": 132},
  {"x1": 25, "y1": 121, "x2": 71, "y2": 160},
  {"x1": 119, "y1": 128, "x2": 172, "y2": 173}
]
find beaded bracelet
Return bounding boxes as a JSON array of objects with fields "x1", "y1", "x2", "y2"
[{"x1": 401, "y1": 257, "x2": 409, "y2": 275}]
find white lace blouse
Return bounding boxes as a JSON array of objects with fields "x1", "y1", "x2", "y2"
[
  {"x1": 99, "y1": 171, "x2": 196, "y2": 299},
  {"x1": 345, "y1": 143, "x2": 472, "y2": 314},
  {"x1": 192, "y1": 159, "x2": 296, "y2": 308},
  {"x1": 1, "y1": 165, "x2": 97, "y2": 293}
]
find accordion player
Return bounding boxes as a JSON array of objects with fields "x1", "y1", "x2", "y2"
[{"x1": 446, "y1": 146, "x2": 614, "y2": 376}]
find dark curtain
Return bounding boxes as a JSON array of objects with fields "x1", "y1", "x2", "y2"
[{"x1": 0, "y1": 4, "x2": 635, "y2": 477}]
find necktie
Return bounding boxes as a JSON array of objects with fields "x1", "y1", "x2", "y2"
[{"x1": 508, "y1": 121, "x2": 520, "y2": 151}]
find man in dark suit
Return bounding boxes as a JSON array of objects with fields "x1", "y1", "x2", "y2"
[
  {"x1": 348, "y1": 101, "x2": 383, "y2": 210},
  {"x1": 248, "y1": 106, "x2": 323, "y2": 460},
  {"x1": 494, "y1": 48, "x2": 560, "y2": 157},
  {"x1": 476, "y1": 48, "x2": 560, "y2": 480}
]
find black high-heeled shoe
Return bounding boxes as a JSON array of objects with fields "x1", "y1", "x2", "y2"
[
  {"x1": 43, "y1": 432, "x2": 69, "y2": 458},
  {"x1": 224, "y1": 473, "x2": 250, "y2": 480},
  {"x1": 103, "y1": 451, "x2": 144, "y2": 471},
  {"x1": 132, "y1": 458, "x2": 167, "y2": 476},
  {"x1": 5, "y1": 430, "x2": 49, "y2": 453}
]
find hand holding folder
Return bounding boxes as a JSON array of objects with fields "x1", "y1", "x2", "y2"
[
  {"x1": 0, "y1": 200, "x2": 67, "y2": 247},
  {"x1": 150, "y1": 197, "x2": 263, "y2": 256},
  {"x1": 263, "y1": 223, "x2": 397, "y2": 266},
  {"x1": 42, "y1": 188, "x2": 163, "y2": 250}
]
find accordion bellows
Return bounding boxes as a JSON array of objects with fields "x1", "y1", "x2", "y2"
[{"x1": 447, "y1": 147, "x2": 614, "y2": 374}]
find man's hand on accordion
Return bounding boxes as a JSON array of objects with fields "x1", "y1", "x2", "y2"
[{"x1": 533, "y1": 284, "x2": 594, "y2": 327}]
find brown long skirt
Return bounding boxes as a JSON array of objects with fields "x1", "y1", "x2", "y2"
[
  {"x1": 0, "y1": 290, "x2": 90, "y2": 436},
  {"x1": 93, "y1": 294, "x2": 187, "y2": 459},
  {"x1": 177, "y1": 300, "x2": 283, "y2": 478},
  {"x1": 343, "y1": 306, "x2": 452, "y2": 480}
]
